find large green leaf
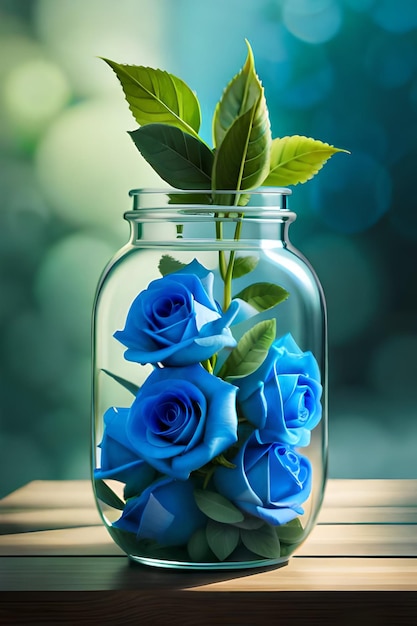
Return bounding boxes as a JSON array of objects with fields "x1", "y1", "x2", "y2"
[
  {"x1": 102, "y1": 58, "x2": 201, "y2": 136},
  {"x1": 241, "y1": 525, "x2": 281, "y2": 559},
  {"x1": 234, "y1": 282, "x2": 289, "y2": 312},
  {"x1": 129, "y1": 124, "x2": 214, "y2": 189},
  {"x1": 212, "y1": 40, "x2": 262, "y2": 148},
  {"x1": 263, "y1": 135, "x2": 349, "y2": 186},
  {"x1": 212, "y1": 94, "x2": 271, "y2": 193},
  {"x1": 206, "y1": 520, "x2": 240, "y2": 561},
  {"x1": 194, "y1": 489, "x2": 244, "y2": 524},
  {"x1": 218, "y1": 318, "x2": 276, "y2": 379},
  {"x1": 275, "y1": 518, "x2": 305, "y2": 544}
]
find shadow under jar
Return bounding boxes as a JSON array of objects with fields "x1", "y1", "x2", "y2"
[{"x1": 92, "y1": 188, "x2": 328, "y2": 570}]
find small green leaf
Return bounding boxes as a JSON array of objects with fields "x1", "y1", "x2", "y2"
[
  {"x1": 194, "y1": 489, "x2": 244, "y2": 523},
  {"x1": 206, "y1": 519, "x2": 240, "y2": 561},
  {"x1": 232, "y1": 516, "x2": 265, "y2": 530},
  {"x1": 187, "y1": 527, "x2": 214, "y2": 562},
  {"x1": 241, "y1": 525, "x2": 281, "y2": 559},
  {"x1": 213, "y1": 40, "x2": 263, "y2": 148},
  {"x1": 129, "y1": 124, "x2": 214, "y2": 190},
  {"x1": 158, "y1": 254, "x2": 187, "y2": 276},
  {"x1": 275, "y1": 518, "x2": 305, "y2": 544},
  {"x1": 232, "y1": 256, "x2": 259, "y2": 279},
  {"x1": 263, "y1": 135, "x2": 349, "y2": 187},
  {"x1": 101, "y1": 369, "x2": 139, "y2": 396},
  {"x1": 234, "y1": 282, "x2": 289, "y2": 312},
  {"x1": 218, "y1": 318, "x2": 276, "y2": 379},
  {"x1": 101, "y1": 58, "x2": 201, "y2": 136},
  {"x1": 94, "y1": 479, "x2": 125, "y2": 510}
]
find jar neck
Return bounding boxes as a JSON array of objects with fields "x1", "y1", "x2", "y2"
[{"x1": 125, "y1": 188, "x2": 296, "y2": 245}]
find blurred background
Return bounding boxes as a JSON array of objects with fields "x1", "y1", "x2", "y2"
[{"x1": 0, "y1": 0, "x2": 416, "y2": 497}]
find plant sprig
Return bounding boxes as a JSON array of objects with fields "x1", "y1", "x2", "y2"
[{"x1": 102, "y1": 40, "x2": 349, "y2": 194}]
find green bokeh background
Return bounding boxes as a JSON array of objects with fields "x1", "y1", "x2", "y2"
[{"x1": 1, "y1": 0, "x2": 416, "y2": 497}]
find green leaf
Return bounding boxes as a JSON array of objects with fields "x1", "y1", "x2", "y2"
[
  {"x1": 187, "y1": 527, "x2": 214, "y2": 562},
  {"x1": 233, "y1": 282, "x2": 289, "y2": 312},
  {"x1": 101, "y1": 369, "x2": 139, "y2": 396},
  {"x1": 213, "y1": 40, "x2": 263, "y2": 148},
  {"x1": 232, "y1": 256, "x2": 259, "y2": 279},
  {"x1": 102, "y1": 58, "x2": 201, "y2": 136},
  {"x1": 158, "y1": 254, "x2": 187, "y2": 276},
  {"x1": 218, "y1": 318, "x2": 276, "y2": 379},
  {"x1": 206, "y1": 520, "x2": 240, "y2": 561},
  {"x1": 275, "y1": 518, "x2": 305, "y2": 544},
  {"x1": 263, "y1": 135, "x2": 349, "y2": 187},
  {"x1": 94, "y1": 479, "x2": 125, "y2": 510},
  {"x1": 241, "y1": 525, "x2": 281, "y2": 559},
  {"x1": 129, "y1": 124, "x2": 214, "y2": 190},
  {"x1": 194, "y1": 489, "x2": 244, "y2": 523},
  {"x1": 212, "y1": 94, "x2": 271, "y2": 193},
  {"x1": 232, "y1": 516, "x2": 265, "y2": 530}
]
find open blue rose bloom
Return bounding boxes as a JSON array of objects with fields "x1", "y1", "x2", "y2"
[{"x1": 95, "y1": 259, "x2": 323, "y2": 563}]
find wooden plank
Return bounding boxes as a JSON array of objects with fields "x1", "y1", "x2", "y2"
[
  {"x1": 3, "y1": 479, "x2": 417, "y2": 512},
  {"x1": 1, "y1": 521, "x2": 416, "y2": 558},
  {"x1": 317, "y1": 506, "x2": 417, "y2": 524},
  {"x1": 0, "y1": 556, "x2": 416, "y2": 592}
]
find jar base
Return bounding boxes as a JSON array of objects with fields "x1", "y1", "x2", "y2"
[{"x1": 128, "y1": 554, "x2": 290, "y2": 571}]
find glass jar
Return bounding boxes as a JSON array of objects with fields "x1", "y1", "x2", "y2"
[{"x1": 91, "y1": 189, "x2": 327, "y2": 570}]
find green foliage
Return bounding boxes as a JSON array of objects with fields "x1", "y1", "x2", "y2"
[
  {"x1": 194, "y1": 489, "x2": 244, "y2": 523},
  {"x1": 101, "y1": 58, "x2": 201, "y2": 137},
  {"x1": 103, "y1": 41, "x2": 347, "y2": 194},
  {"x1": 275, "y1": 518, "x2": 305, "y2": 544},
  {"x1": 241, "y1": 524, "x2": 281, "y2": 559},
  {"x1": 234, "y1": 282, "x2": 289, "y2": 312},
  {"x1": 129, "y1": 125, "x2": 214, "y2": 190},
  {"x1": 206, "y1": 519, "x2": 240, "y2": 561},
  {"x1": 94, "y1": 479, "x2": 125, "y2": 510},
  {"x1": 218, "y1": 318, "x2": 276, "y2": 379},
  {"x1": 232, "y1": 255, "x2": 259, "y2": 278},
  {"x1": 264, "y1": 135, "x2": 350, "y2": 186},
  {"x1": 101, "y1": 369, "x2": 139, "y2": 396},
  {"x1": 158, "y1": 254, "x2": 187, "y2": 276},
  {"x1": 187, "y1": 527, "x2": 214, "y2": 562}
]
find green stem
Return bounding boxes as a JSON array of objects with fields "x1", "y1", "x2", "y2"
[{"x1": 222, "y1": 214, "x2": 243, "y2": 311}]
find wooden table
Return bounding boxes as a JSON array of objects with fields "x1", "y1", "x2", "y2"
[{"x1": 0, "y1": 479, "x2": 416, "y2": 625}]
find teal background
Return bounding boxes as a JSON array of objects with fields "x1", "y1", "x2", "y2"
[{"x1": 0, "y1": 0, "x2": 416, "y2": 496}]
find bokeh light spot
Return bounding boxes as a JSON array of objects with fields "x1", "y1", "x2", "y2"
[
  {"x1": 34, "y1": 232, "x2": 116, "y2": 351},
  {"x1": 282, "y1": 0, "x2": 342, "y2": 44},
  {"x1": 35, "y1": 0, "x2": 168, "y2": 97},
  {"x1": 35, "y1": 99, "x2": 163, "y2": 236},
  {"x1": 2, "y1": 58, "x2": 71, "y2": 137},
  {"x1": 310, "y1": 152, "x2": 392, "y2": 233},
  {"x1": 372, "y1": 0, "x2": 417, "y2": 33},
  {"x1": 365, "y1": 35, "x2": 417, "y2": 89}
]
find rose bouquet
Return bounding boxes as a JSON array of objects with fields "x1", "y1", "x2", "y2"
[
  {"x1": 95, "y1": 256, "x2": 322, "y2": 562},
  {"x1": 93, "y1": 42, "x2": 346, "y2": 565}
]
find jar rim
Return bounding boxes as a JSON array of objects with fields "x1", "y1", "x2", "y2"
[{"x1": 128, "y1": 187, "x2": 292, "y2": 197}]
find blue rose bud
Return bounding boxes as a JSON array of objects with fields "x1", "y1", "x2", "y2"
[
  {"x1": 126, "y1": 363, "x2": 238, "y2": 480},
  {"x1": 235, "y1": 333, "x2": 322, "y2": 447},
  {"x1": 114, "y1": 259, "x2": 239, "y2": 366},
  {"x1": 214, "y1": 430, "x2": 312, "y2": 525},
  {"x1": 113, "y1": 476, "x2": 206, "y2": 546}
]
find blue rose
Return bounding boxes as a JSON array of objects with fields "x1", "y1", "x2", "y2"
[
  {"x1": 126, "y1": 363, "x2": 238, "y2": 480},
  {"x1": 235, "y1": 333, "x2": 322, "y2": 446},
  {"x1": 114, "y1": 476, "x2": 206, "y2": 546},
  {"x1": 214, "y1": 430, "x2": 312, "y2": 525},
  {"x1": 114, "y1": 259, "x2": 239, "y2": 366},
  {"x1": 95, "y1": 407, "x2": 156, "y2": 498}
]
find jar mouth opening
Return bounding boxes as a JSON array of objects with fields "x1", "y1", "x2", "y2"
[
  {"x1": 128, "y1": 187, "x2": 292, "y2": 196},
  {"x1": 127, "y1": 187, "x2": 292, "y2": 214}
]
